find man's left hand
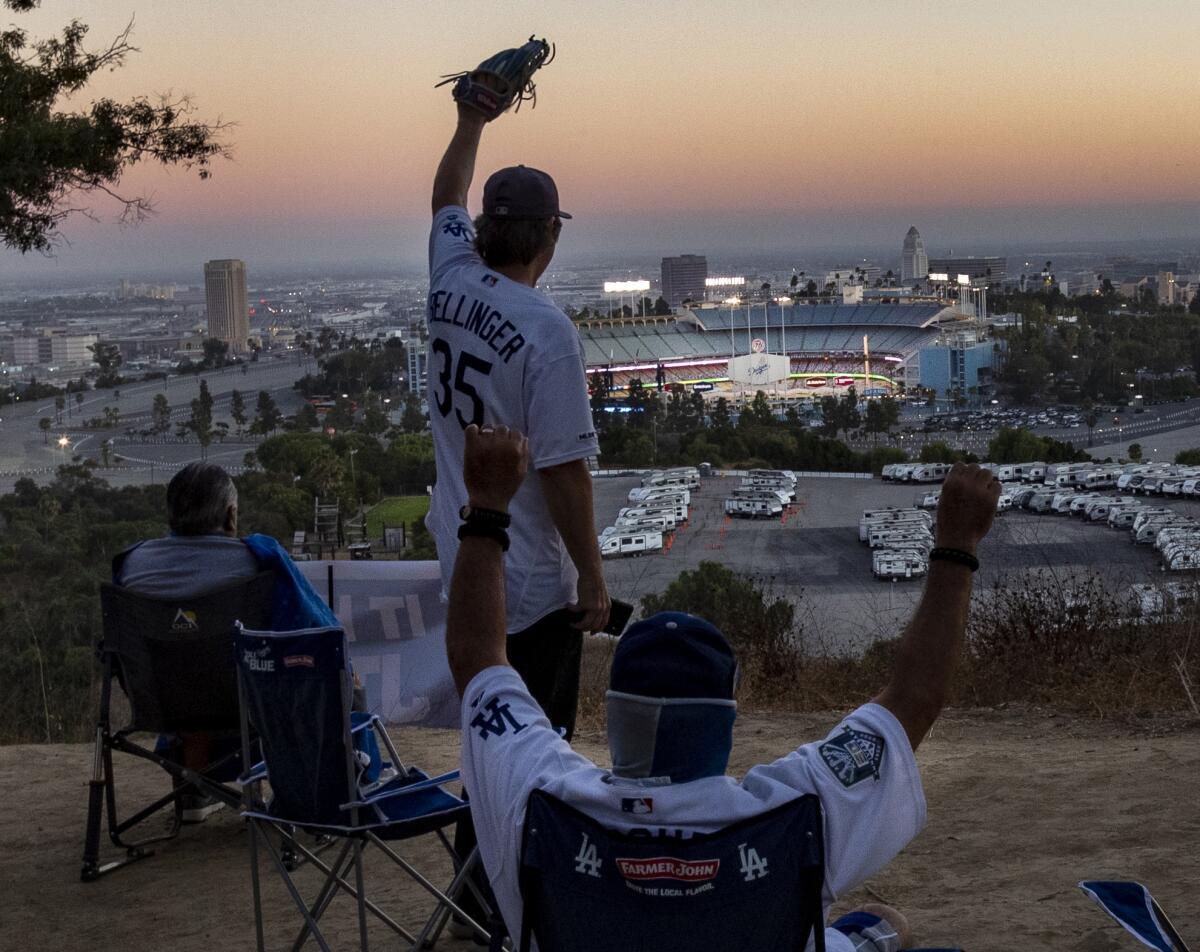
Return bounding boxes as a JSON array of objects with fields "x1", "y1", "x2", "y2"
[{"x1": 464, "y1": 424, "x2": 528, "y2": 513}]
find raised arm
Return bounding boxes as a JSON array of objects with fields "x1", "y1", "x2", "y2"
[
  {"x1": 539, "y1": 459, "x2": 611, "y2": 633},
  {"x1": 432, "y1": 106, "x2": 489, "y2": 214},
  {"x1": 873, "y1": 463, "x2": 1000, "y2": 752},
  {"x1": 446, "y1": 424, "x2": 529, "y2": 696}
]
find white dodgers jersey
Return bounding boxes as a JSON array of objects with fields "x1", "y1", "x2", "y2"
[{"x1": 425, "y1": 206, "x2": 599, "y2": 633}]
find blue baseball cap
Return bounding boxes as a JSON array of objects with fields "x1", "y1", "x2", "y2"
[
  {"x1": 482, "y1": 165, "x2": 572, "y2": 220},
  {"x1": 609, "y1": 612, "x2": 738, "y2": 700}
]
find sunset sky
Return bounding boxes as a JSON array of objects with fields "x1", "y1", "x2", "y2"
[{"x1": 5, "y1": 0, "x2": 1200, "y2": 280}]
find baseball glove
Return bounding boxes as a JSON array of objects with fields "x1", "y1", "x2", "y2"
[{"x1": 436, "y1": 36, "x2": 555, "y2": 121}]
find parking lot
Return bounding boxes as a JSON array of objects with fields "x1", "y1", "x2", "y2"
[{"x1": 594, "y1": 474, "x2": 1195, "y2": 653}]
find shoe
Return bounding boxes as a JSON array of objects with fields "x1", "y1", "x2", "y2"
[{"x1": 180, "y1": 792, "x2": 225, "y2": 823}]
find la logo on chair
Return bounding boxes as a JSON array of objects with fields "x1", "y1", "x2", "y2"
[
  {"x1": 738, "y1": 843, "x2": 769, "y2": 882},
  {"x1": 574, "y1": 832, "x2": 601, "y2": 878}
]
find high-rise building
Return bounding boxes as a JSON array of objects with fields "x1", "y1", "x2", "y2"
[
  {"x1": 661, "y1": 254, "x2": 708, "y2": 307},
  {"x1": 204, "y1": 259, "x2": 249, "y2": 352},
  {"x1": 927, "y1": 256, "x2": 1007, "y2": 287},
  {"x1": 900, "y1": 227, "x2": 928, "y2": 284}
]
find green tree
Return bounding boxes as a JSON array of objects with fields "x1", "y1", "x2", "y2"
[
  {"x1": 918, "y1": 441, "x2": 964, "y2": 464},
  {"x1": 187, "y1": 378, "x2": 214, "y2": 458},
  {"x1": 653, "y1": 296, "x2": 671, "y2": 316},
  {"x1": 1174, "y1": 449, "x2": 1200, "y2": 465},
  {"x1": 0, "y1": 0, "x2": 228, "y2": 253},
  {"x1": 1128, "y1": 443, "x2": 1143, "y2": 462},
  {"x1": 150, "y1": 392, "x2": 170, "y2": 434},
  {"x1": 252, "y1": 390, "x2": 282, "y2": 435},
  {"x1": 38, "y1": 416, "x2": 51, "y2": 443},
  {"x1": 401, "y1": 393, "x2": 426, "y2": 433},
  {"x1": 711, "y1": 397, "x2": 732, "y2": 430},
  {"x1": 229, "y1": 388, "x2": 246, "y2": 435},
  {"x1": 53, "y1": 393, "x2": 64, "y2": 422},
  {"x1": 361, "y1": 401, "x2": 389, "y2": 436},
  {"x1": 201, "y1": 337, "x2": 230, "y2": 369},
  {"x1": 641, "y1": 562, "x2": 796, "y2": 677},
  {"x1": 87, "y1": 341, "x2": 123, "y2": 388},
  {"x1": 325, "y1": 396, "x2": 356, "y2": 433},
  {"x1": 294, "y1": 402, "x2": 320, "y2": 430}
]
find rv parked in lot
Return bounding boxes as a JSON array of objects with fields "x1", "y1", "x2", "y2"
[
  {"x1": 641, "y1": 471, "x2": 700, "y2": 491},
  {"x1": 1133, "y1": 517, "x2": 1192, "y2": 545},
  {"x1": 859, "y1": 510, "x2": 932, "y2": 542},
  {"x1": 628, "y1": 486, "x2": 691, "y2": 505},
  {"x1": 599, "y1": 530, "x2": 664, "y2": 558},
  {"x1": 872, "y1": 552, "x2": 928, "y2": 579},
  {"x1": 725, "y1": 497, "x2": 782, "y2": 519},
  {"x1": 910, "y1": 463, "x2": 951, "y2": 483},
  {"x1": 1163, "y1": 547, "x2": 1200, "y2": 571},
  {"x1": 741, "y1": 476, "x2": 796, "y2": 500}
]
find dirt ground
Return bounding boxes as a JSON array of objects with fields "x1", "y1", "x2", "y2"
[{"x1": 2, "y1": 708, "x2": 1196, "y2": 951}]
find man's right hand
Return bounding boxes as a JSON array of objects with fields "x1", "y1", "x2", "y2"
[
  {"x1": 570, "y1": 570, "x2": 611, "y2": 634},
  {"x1": 935, "y1": 462, "x2": 1001, "y2": 555},
  {"x1": 464, "y1": 424, "x2": 528, "y2": 513}
]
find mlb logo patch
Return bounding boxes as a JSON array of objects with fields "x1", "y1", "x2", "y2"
[
  {"x1": 818, "y1": 727, "x2": 885, "y2": 787},
  {"x1": 621, "y1": 797, "x2": 653, "y2": 815}
]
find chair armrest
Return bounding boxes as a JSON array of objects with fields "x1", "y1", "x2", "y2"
[
  {"x1": 350, "y1": 715, "x2": 381, "y2": 735},
  {"x1": 338, "y1": 770, "x2": 461, "y2": 811},
  {"x1": 237, "y1": 761, "x2": 268, "y2": 785}
]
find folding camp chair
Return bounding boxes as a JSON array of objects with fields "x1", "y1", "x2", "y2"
[
  {"x1": 234, "y1": 623, "x2": 488, "y2": 951},
  {"x1": 81, "y1": 572, "x2": 275, "y2": 882},
  {"x1": 1079, "y1": 881, "x2": 1191, "y2": 952},
  {"x1": 517, "y1": 788, "x2": 827, "y2": 952}
]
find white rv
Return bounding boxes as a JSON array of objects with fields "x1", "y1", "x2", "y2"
[
  {"x1": 628, "y1": 486, "x2": 691, "y2": 506},
  {"x1": 619, "y1": 501, "x2": 688, "y2": 525},
  {"x1": 1163, "y1": 547, "x2": 1200, "y2": 572},
  {"x1": 872, "y1": 552, "x2": 928, "y2": 580},
  {"x1": 1133, "y1": 517, "x2": 1192, "y2": 545},
  {"x1": 910, "y1": 463, "x2": 951, "y2": 484},
  {"x1": 732, "y1": 486, "x2": 792, "y2": 508},
  {"x1": 741, "y1": 476, "x2": 796, "y2": 500},
  {"x1": 747, "y1": 469, "x2": 796, "y2": 485},
  {"x1": 600, "y1": 530, "x2": 664, "y2": 558},
  {"x1": 725, "y1": 497, "x2": 782, "y2": 519},
  {"x1": 614, "y1": 514, "x2": 673, "y2": 534},
  {"x1": 641, "y1": 471, "x2": 700, "y2": 491},
  {"x1": 916, "y1": 490, "x2": 941, "y2": 509}
]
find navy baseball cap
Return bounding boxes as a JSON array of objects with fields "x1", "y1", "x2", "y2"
[
  {"x1": 609, "y1": 612, "x2": 738, "y2": 700},
  {"x1": 482, "y1": 165, "x2": 572, "y2": 220}
]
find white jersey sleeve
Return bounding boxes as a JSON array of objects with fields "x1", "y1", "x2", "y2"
[
  {"x1": 429, "y1": 205, "x2": 480, "y2": 282},
  {"x1": 525, "y1": 340, "x2": 599, "y2": 469},
  {"x1": 740, "y1": 703, "x2": 926, "y2": 901},
  {"x1": 460, "y1": 666, "x2": 598, "y2": 886}
]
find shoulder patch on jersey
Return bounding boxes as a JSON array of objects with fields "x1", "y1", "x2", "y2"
[
  {"x1": 818, "y1": 727, "x2": 884, "y2": 788},
  {"x1": 441, "y1": 214, "x2": 469, "y2": 239},
  {"x1": 481, "y1": 274, "x2": 498, "y2": 286}
]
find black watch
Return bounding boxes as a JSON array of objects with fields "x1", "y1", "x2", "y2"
[
  {"x1": 459, "y1": 504, "x2": 512, "y2": 530},
  {"x1": 457, "y1": 522, "x2": 510, "y2": 551}
]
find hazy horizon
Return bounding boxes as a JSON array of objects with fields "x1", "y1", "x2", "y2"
[{"x1": 3, "y1": 0, "x2": 1199, "y2": 284}]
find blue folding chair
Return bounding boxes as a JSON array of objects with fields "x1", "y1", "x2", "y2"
[
  {"x1": 517, "y1": 788, "x2": 827, "y2": 952},
  {"x1": 234, "y1": 623, "x2": 488, "y2": 951},
  {"x1": 1079, "y1": 881, "x2": 1190, "y2": 952}
]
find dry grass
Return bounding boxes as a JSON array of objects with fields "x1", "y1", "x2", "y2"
[{"x1": 580, "y1": 570, "x2": 1200, "y2": 730}]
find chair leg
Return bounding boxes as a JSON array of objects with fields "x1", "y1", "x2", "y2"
[
  {"x1": 274, "y1": 828, "x2": 414, "y2": 944},
  {"x1": 367, "y1": 834, "x2": 490, "y2": 949},
  {"x1": 247, "y1": 818, "x2": 266, "y2": 952},
  {"x1": 354, "y1": 839, "x2": 370, "y2": 952},
  {"x1": 256, "y1": 825, "x2": 336, "y2": 952},
  {"x1": 288, "y1": 840, "x2": 355, "y2": 952}
]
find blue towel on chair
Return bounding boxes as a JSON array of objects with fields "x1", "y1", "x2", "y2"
[{"x1": 242, "y1": 534, "x2": 338, "y2": 631}]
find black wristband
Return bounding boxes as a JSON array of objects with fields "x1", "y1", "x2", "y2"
[
  {"x1": 459, "y1": 504, "x2": 512, "y2": 529},
  {"x1": 458, "y1": 522, "x2": 510, "y2": 552},
  {"x1": 929, "y1": 547, "x2": 979, "y2": 572}
]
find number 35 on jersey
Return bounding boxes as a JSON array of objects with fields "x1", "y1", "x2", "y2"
[{"x1": 431, "y1": 339, "x2": 494, "y2": 430}]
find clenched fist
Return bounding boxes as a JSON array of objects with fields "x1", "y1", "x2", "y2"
[
  {"x1": 935, "y1": 463, "x2": 1001, "y2": 555},
  {"x1": 463, "y1": 424, "x2": 528, "y2": 513}
]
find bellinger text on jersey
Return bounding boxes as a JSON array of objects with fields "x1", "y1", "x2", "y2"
[{"x1": 428, "y1": 288, "x2": 527, "y2": 364}]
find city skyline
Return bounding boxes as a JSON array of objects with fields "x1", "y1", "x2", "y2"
[{"x1": 2, "y1": 0, "x2": 1200, "y2": 279}]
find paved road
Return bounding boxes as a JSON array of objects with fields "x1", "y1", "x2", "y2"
[
  {"x1": 0, "y1": 354, "x2": 311, "y2": 490},
  {"x1": 596, "y1": 475, "x2": 1194, "y2": 652}
]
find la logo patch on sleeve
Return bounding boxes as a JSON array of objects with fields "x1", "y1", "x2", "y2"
[{"x1": 818, "y1": 728, "x2": 885, "y2": 787}]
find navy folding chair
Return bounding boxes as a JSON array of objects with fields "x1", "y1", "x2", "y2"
[
  {"x1": 517, "y1": 788, "x2": 827, "y2": 952},
  {"x1": 234, "y1": 623, "x2": 488, "y2": 951},
  {"x1": 82, "y1": 572, "x2": 274, "y2": 882},
  {"x1": 1079, "y1": 881, "x2": 1190, "y2": 952}
]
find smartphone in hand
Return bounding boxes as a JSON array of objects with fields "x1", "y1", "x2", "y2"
[{"x1": 568, "y1": 598, "x2": 635, "y2": 636}]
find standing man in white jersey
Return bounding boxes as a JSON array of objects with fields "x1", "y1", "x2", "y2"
[
  {"x1": 428, "y1": 94, "x2": 610, "y2": 933},
  {"x1": 447, "y1": 425, "x2": 1001, "y2": 949}
]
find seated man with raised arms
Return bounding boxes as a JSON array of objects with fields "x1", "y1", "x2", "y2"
[{"x1": 445, "y1": 424, "x2": 1000, "y2": 950}]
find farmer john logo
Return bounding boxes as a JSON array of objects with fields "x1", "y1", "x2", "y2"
[
  {"x1": 616, "y1": 856, "x2": 720, "y2": 883},
  {"x1": 283, "y1": 655, "x2": 315, "y2": 668}
]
